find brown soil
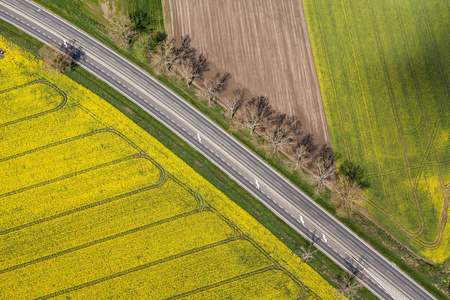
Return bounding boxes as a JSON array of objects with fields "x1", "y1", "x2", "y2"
[{"x1": 169, "y1": 0, "x2": 331, "y2": 146}]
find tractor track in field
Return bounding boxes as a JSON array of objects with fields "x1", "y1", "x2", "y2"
[
  {"x1": 0, "y1": 210, "x2": 202, "y2": 275},
  {"x1": 314, "y1": 0, "x2": 449, "y2": 250},
  {"x1": 0, "y1": 78, "x2": 67, "y2": 127},
  {"x1": 33, "y1": 235, "x2": 244, "y2": 300}
]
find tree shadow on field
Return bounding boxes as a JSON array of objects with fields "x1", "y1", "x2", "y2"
[{"x1": 392, "y1": 31, "x2": 449, "y2": 133}]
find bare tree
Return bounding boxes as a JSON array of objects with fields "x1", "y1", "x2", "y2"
[
  {"x1": 239, "y1": 96, "x2": 275, "y2": 135},
  {"x1": 148, "y1": 38, "x2": 175, "y2": 73},
  {"x1": 264, "y1": 114, "x2": 302, "y2": 154},
  {"x1": 317, "y1": 144, "x2": 336, "y2": 170},
  {"x1": 39, "y1": 44, "x2": 72, "y2": 73},
  {"x1": 299, "y1": 230, "x2": 320, "y2": 263},
  {"x1": 311, "y1": 160, "x2": 336, "y2": 195},
  {"x1": 291, "y1": 134, "x2": 317, "y2": 170},
  {"x1": 310, "y1": 145, "x2": 337, "y2": 194},
  {"x1": 178, "y1": 53, "x2": 209, "y2": 87},
  {"x1": 170, "y1": 35, "x2": 196, "y2": 71},
  {"x1": 200, "y1": 72, "x2": 231, "y2": 105},
  {"x1": 109, "y1": 13, "x2": 138, "y2": 49},
  {"x1": 222, "y1": 88, "x2": 248, "y2": 119},
  {"x1": 150, "y1": 35, "x2": 196, "y2": 74},
  {"x1": 333, "y1": 174, "x2": 366, "y2": 211}
]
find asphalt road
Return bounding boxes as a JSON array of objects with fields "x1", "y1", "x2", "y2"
[{"x1": 0, "y1": 1, "x2": 436, "y2": 299}]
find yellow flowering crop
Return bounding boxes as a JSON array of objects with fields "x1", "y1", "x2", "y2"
[
  {"x1": 0, "y1": 81, "x2": 62, "y2": 124},
  {"x1": 52, "y1": 240, "x2": 274, "y2": 300},
  {"x1": 0, "y1": 157, "x2": 161, "y2": 233},
  {"x1": 0, "y1": 35, "x2": 339, "y2": 299},
  {"x1": 182, "y1": 269, "x2": 310, "y2": 300},
  {"x1": 1, "y1": 212, "x2": 238, "y2": 299},
  {"x1": 0, "y1": 104, "x2": 102, "y2": 158},
  {"x1": 1, "y1": 178, "x2": 199, "y2": 269},
  {"x1": 2, "y1": 131, "x2": 139, "y2": 193}
]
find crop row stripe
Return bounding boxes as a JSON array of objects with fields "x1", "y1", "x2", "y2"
[
  {"x1": 33, "y1": 235, "x2": 244, "y2": 300},
  {"x1": 0, "y1": 79, "x2": 67, "y2": 127},
  {"x1": 0, "y1": 209, "x2": 202, "y2": 275}
]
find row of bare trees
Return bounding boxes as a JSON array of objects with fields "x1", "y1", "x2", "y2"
[
  {"x1": 147, "y1": 34, "x2": 368, "y2": 211},
  {"x1": 102, "y1": 15, "x2": 368, "y2": 210},
  {"x1": 61, "y1": 17, "x2": 367, "y2": 217}
]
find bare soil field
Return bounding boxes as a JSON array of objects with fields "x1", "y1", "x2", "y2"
[{"x1": 169, "y1": 0, "x2": 330, "y2": 146}]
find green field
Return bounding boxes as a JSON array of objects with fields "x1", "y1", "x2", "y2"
[
  {"x1": 36, "y1": 0, "x2": 164, "y2": 32},
  {"x1": 303, "y1": 0, "x2": 449, "y2": 262}
]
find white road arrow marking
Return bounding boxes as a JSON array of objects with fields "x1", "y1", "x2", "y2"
[
  {"x1": 197, "y1": 133, "x2": 201, "y2": 143},
  {"x1": 255, "y1": 179, "x2": 260, "y2": 189},
  {"x1": 299, "y1": 215, "x2": 304, "y2": 226},
  {"x1": 322, "y1": 233, "x2": 327, "y2": 243}
]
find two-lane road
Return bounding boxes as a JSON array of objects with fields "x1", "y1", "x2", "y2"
[{"x1": 0, "y1": 1, "x2": 436, "y2": 299}]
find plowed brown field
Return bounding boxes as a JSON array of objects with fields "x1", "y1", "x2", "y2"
[{"x1": 169, "y1": 0, "x2": 330, "y2": 145}]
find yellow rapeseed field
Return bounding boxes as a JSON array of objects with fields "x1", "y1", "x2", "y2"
[
  {"x1": 0, "y1": 81, "x2": 62, "y2": 124},
  {"x1": 182, "y1": 270, "x2": 307, "y2": 299},
  {"x1": 0, "y1": 36, "x2": 339, "y2": 299}
]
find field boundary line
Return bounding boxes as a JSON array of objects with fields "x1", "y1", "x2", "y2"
[
  {"x1": 0, "y1": 127, "x2": 134, "y2": 163},
  {"x1": 164, "y1": 266, "x2": 312, "y2": 300},
  {"x1": 0, "y1": 153, "x2": 143, "y2": 199},
  {"x1": 0, "y1": 79, "x2": 67, "y2": 127},
  {"x1": 0, "y1": 78, "x2": 40, "y2": 94},
  {"x1": 365, "y1": 158, "x2": 450, "y2": 179},
  {"x1": 166, "y1": 173, "x2": 205, "y2": 211},
  {"x1": 0, "y1": 209, "x2": 203, "y2": 275},
  {"x1": 0, "y1": 155, "x2": 167, "y2": 235},
  {"x1": 33, "y1": 235, "x2": 244, "y2": 300}
]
